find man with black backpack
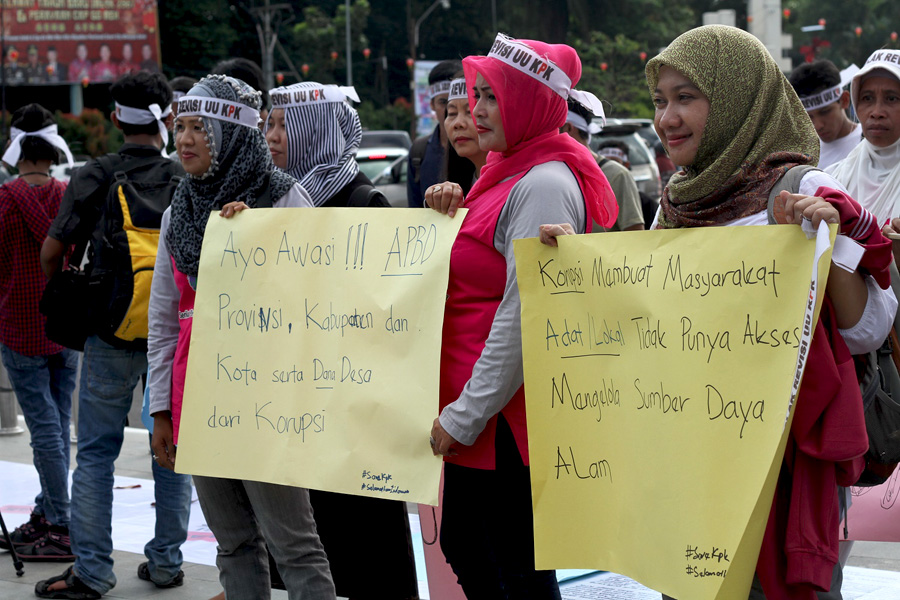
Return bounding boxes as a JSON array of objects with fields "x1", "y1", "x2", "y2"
[{"x1": 37, "y1": 72, "x2": 191, "y2": 599}]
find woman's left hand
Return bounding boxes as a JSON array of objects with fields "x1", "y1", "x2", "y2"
[
  {"x1": 430, "y1": 418, "x2": 458, "y2": 456},
  {"x1": 775, "y1": 191, "x2": 839, "y2": 228},
  {"x1": 220, "y1": 201, "x2": 250, "y2": 218},
  {"x1": 425, "y1": 182, "x2": 464, "y2": 217}
]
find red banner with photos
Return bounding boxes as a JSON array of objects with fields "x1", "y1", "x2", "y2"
[{"x1": 2, "y1": 0, "x2": 161, "y2": 85}]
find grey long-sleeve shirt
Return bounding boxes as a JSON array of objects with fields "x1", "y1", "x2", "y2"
[{"x1": 438, "y1": 161, "x2": 587, "y2": 446}]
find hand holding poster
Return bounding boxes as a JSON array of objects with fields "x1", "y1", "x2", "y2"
[
  {"x1": 514, "y1": 224, "x2": 834, "y2": 599},
  {"x1": 175, "y1": 208, "x2": 466, "y2": 506}
]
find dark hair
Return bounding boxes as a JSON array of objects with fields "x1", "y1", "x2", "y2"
[
  {"x1": 110, "y1": 71, "x2": 173, "y2": 136},
  {"x1": 169, "y1": 76, "x2": 197, "y2": 94},
  {"x1": 788, "y1": 60, "x2": 841, "y2": 97},
  {"x1": 11, "y1": 104, "x2": 59, "y2": 164},
  {"x1": 429, "y1": 60, "x2": 462, "y2": 86},
  {"x1": 565, "y1": 98, "x2": 594, "y2": 141},
  {"x1": 212, "y1": 58, "x2": 267, "y2": 108}
]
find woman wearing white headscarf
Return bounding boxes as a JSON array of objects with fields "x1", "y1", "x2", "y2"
[{"x1": 828, "y1": 49, "x2": 900, "y2": 225}]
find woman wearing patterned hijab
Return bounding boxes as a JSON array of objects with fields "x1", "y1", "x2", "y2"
[
  {"x1": 146, "y1": 74, "x2": 335, "y2": 599},
  {"x1": 266, "y1": 82, "x2": 387, "y2": 207},
  {"x1": 642, "y1": 26, "x2": 893, "y2": 600}
]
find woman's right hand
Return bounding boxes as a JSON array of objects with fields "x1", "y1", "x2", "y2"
[
  {"x1": 219, "y1": 201, "x2": 249, "y2": 218},
  {"x1": 539, "y1": 223, "x2": 576, "y2": 247},
  {"x1": 151, "y1": 412, "x2": 177, "y2": 471},
  {"x1": 425, "y1": 182, "x2": 464, "y2": 217}
]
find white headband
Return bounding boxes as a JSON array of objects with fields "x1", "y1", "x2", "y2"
[
  {"x1": 799, "y1": 65, "x2": 858, "y2": 112},
  {"x1": 115, "y1": 102, "x2": 173, "y2": 148},
  {"x1": 599, "y1": 146, "x2": 628, "y2": 163},
  {"x1": 176, "y1": 97, "x2": 260, "y2": 129},
  {"x1": 268, "y1": 85, "x2": 360, "y2": 108},
  {"x1": 565, "y1": 111, "x2": 602, "y2": 135},
  {"x1": 428, "y1": 80, "x2": 452, "y2": 100},
  {"x1": 447, "y1": 78, "x2": 467, "y2": 101},
  {"x1": 2, "y1": 124, "x2": 74, "y2": 169},
  {"x1": 487, "y1": 33, "x2": 572, "y2": 99}
]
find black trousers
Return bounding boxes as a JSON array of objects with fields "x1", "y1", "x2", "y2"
[{"x1": 440, "y1": 416, "x2": 561, "y2": 600}]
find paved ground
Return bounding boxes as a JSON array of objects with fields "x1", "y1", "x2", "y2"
[{"x1": 3, "y1": 406, "x2": 900, "y2": 599}]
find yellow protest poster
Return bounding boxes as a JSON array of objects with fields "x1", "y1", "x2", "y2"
[
  {"x1": 175, "y1": 208, "x2": 466, "y2": 506},
  {"x1": 515, "y1": 223, "x2": 835, "y2": 599}
]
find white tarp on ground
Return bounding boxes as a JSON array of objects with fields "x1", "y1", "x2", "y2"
[{"x1": 4, "y1": 458, "x2": 900, "y2": 600}]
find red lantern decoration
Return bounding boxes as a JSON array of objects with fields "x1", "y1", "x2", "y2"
[
  {"x1": 639, "y1": 51, "x2": 647, "y2": 62},
  {"x1": 406, "y1": 57, "x2": 415, "y2": 69},
  {"x1": 331, "y1": 51, "x2": 338, "y2": 61},
  {"x1": 81, "y1": 76, "x2": 89, "y2": 88},
  {"x1": 783, "y1": 8, "x2": 790, "y2": 19},
  {"x1": 855, "y1": 26, "x2": 863, "y2": 37},
  {"x1": 600, "y1": 62, "x2": 608, "y2": 72},
  {"x1": 892, "y1": 32, "x2": 898, "y2": 42},
  {"x1": 362, "y1": 47, "x2": 371, "y2": 60},
  {"x1": 818, "y1": 18, "x2": 826, "y2": 27},
  {"x1": 301, "y1": 63, "x2": 310, "y2": 76},
  {"x1": 275, "y1": 72, "x2": 284, "y2": 85}
]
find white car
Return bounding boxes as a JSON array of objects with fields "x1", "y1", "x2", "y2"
[
  {"x1": 355, "y1": 147, "x2": 408, "y2": 183},
  {"x1": 50, "y1": 160, "x2": 86, "y2": 182}
]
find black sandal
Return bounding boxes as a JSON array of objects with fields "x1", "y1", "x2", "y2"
[{"x1": 35, "y1": 567, "x2": 102, "y2": 599}]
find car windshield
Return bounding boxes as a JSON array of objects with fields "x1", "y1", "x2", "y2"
[
  {"x1": 357, "y1": 158, "x2": 395, "y2": 180},
  {"x1": 359, "y1": 132, "x2": 411, "y2": 149}
]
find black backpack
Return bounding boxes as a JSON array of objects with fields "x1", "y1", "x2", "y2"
[{"x1": 87, "y1": 154, "x2": 183, "y2": 350}]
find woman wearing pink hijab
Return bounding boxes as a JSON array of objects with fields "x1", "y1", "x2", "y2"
[{"x1": 426, "y1": 34, "x2": 617, "y2": 598}]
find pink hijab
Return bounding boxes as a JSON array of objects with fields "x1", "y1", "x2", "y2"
[{"x1": 462, "y1": 34, "x2": 617, "y2": 227}]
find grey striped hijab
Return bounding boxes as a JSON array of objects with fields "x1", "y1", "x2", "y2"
[{"x1": 267, "y1": 82, "x2": 361, "y2": 206}]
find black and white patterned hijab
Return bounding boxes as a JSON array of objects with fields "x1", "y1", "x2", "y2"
[
  {"x1": 267, "y1": 82, "x2": 361, "y2": 206},
  {"x1": 168, "y1": 74, "x2": 295, "y2": 277}
]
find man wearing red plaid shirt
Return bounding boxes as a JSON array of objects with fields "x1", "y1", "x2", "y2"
[{"x1": 0, "y1": 104, "x2": 79, "y2": 561}]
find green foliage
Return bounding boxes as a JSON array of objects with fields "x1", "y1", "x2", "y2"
[
  {"x1": 282, "y1": 0, "x2": 372, "y2": 86},
  {"x1": 783, "y1": 0, "x2": 900, "y2": 68},
  {"x1": 158, "y1": 0, "x2": 240, "y2": 80},
  {"x1": 356, "y1": 97, "x2": 413, "y2": 132},
  {"x1": 55, "y1": 109, "x2": 122, "y2": 157},
  {"x1": 572, "y1": 32, "x2": 654, "y2": 119}
]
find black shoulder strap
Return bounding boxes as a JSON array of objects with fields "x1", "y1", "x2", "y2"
[
  {"x1": 766, "y1": 165, "x2": 820, "y2": 224},
  {"x1": 347, "y1": 183, "x2": 388, "y2": 208},
  {"x1": 597, "y1": 157, "x2": 609, "y2": 168}
]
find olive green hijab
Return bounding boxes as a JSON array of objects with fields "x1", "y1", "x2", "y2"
[{"x1": 646, "y1": 25, "x2": 819, "y2": 228}]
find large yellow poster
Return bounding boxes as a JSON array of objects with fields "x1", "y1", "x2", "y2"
[
  {"x1": 175, "y1": 208, "x2": 465, "y2": 506},
  {"x1": 515, "y1": 224, "x2": 835, "y2": 599}
]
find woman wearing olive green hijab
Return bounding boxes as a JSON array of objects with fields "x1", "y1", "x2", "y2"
[
  {"x1": 647, "y1": 25, "x2": 895, "y2": 600},
  {"x1": 540, "y1": 24, "x2": 896, "y2": 600}
]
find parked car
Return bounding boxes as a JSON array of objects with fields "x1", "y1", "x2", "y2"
[
  {"x1": 356, "y1": 147, "x2": 408, "y2": 195},
  {"x1": 359, "y1": 130, "x2": 412, "y2": 151},
  {"x1": 371, "y1": 154, "x2": 408, "y2": 208},
  {"x1": 591, "y1": 118, "x2": 662, "y2": 199}
]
